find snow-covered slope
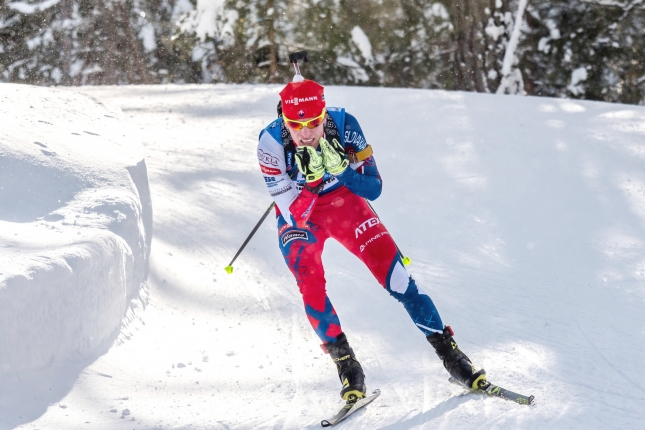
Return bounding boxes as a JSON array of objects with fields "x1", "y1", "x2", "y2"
[
  {"x1": 0, "y1": 85, "x2": 151, "y2": 382},
  {"x1": 4, "y1": 84, "x2": 645, "y2": 429}
]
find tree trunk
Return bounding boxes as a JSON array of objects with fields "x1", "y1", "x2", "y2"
[
  {"x1": 60, "y1": 0, "x2": 73, "y2": 85},
  {"x1": 267, "y1": 0, "x2": 277, "y2": 83},
  {"x1": 103, "y1": 2, "x2": 119, "y2": 85},
  {"x1": 117, "y1": 1, "x2": 149, "y2": 84},
  {"x1": 450, "y1": 0, "x2": 486, "y2": 92}
]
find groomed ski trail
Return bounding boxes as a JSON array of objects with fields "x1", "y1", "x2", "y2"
[{"x1": 6, "y1": 84, "x2": 645, "y2": 430}]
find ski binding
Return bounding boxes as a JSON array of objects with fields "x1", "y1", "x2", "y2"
[
  {"x1": 449, "y1": 377, "x2": 534, "y2": 405},
  {"x1": 321, "y1": 389, "x2": 381, "y2": 427}
]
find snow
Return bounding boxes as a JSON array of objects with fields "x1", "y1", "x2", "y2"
[
  {"x1": 139, "y1": 23, "x2": 156, "y2": 53},
  {"x1": 568, "y1": 67, "x2": 589, "y2": 96},
  {"x1": 7, "y1": 0, "x2": 60, "y2": 14},
  {"x1": 2, "y1": 84, "x2": 645, "y2": 429},
  {"x1": 181, "y1": 0, "x2": 226, "y2": 41},
  {"x1": 351, "y1": 26, "x2": 374, "y2": 65},
  {"x1": 336, "y1": 56, "x2": 370, "y2": 82},
  {"x1": 0, "y1": 84, "x2": 151, "y2": 411},
  {"x1": 424, "y1": 3, "x2": 449, "y2": 21},
  {"x1": 484, "y1": 22, "x2": 505, "y2": 41}
]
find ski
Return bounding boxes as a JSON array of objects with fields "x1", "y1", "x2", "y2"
[
  {"x1": 449, "y1": 377, "x2": 534, "y2": 405},
  {"x1": 321, "y1": 389, "x2": 381, "y2": 427}
]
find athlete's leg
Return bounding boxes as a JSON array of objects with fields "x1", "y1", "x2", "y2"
[
  {"x1": 277, "y1": 216, "x2": 342, "y2": 343},
  {"x1": 318, "y1": 192, "x2": 485, "y2": 389},
  {"x1": 327, "y1": 193, "x2": 444, "y2": 336}
]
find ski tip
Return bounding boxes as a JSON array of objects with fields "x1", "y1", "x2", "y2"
[
  {"x1": 528, "y1": 395, "x2": 535, "y2": 405},
  {"x1": 224, "y1": 265, "x2": 234, "y2": 274},
  {"x1": 321, "y1": 419, "x2": 332, "y2": 427}
]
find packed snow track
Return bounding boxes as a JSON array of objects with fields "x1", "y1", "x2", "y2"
[{"x1": 2, "y1": 84, "x2": 645, "y2": 429}]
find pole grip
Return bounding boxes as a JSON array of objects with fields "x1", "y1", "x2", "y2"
[{"x1": 288, "y1": 51, "x2": 309, "y2": 64}]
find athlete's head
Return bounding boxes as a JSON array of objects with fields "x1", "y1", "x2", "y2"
[{"x1": 279, "y1": 79, "x2": 326, "y2": 148}]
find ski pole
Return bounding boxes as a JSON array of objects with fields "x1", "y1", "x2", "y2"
[
  {"x1": 365, "y1": 200, "x2": 411, "y2": 266},
  {"x1": 226, "y1": 158, "x2": 298, "y2": 274},
  {"x1": 224, "y1": 202, "x2": 275, "y2": 274},
  {"x1": 226, "y1": 66, "x2": 297, "y2": 275},
  {"x1": 227, "y1": 51, "x2": 408, "y2": 275}
]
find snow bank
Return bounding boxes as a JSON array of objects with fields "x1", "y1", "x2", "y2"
[{"x1": 0, "y1": 84, "x2": 151, "y2": 376}]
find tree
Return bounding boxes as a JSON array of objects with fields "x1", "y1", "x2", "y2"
[
  {"x1": 209, "y1": 0, "x2": 292, "y2": 83},
  {"x1": 520, "y1": 0, "x2": 645, "y2": 104},
  {"x1": 0, "y1": 0, "x2": 201, "y2": 85}
]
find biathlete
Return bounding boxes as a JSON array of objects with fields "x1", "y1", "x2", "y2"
[{"x1": 257, "y1": 77, "x2": 486, "y2": 401}]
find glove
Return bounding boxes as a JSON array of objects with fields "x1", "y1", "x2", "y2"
[
  {"x1": 320, "y1": 137, "x2": 349, "y2": 175},
  {"x1": 295, "y1": 145, "x2": 325, "y2": 183}
]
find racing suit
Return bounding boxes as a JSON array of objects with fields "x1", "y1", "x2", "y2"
[{"x1": 257, "y1": 107, "x2": 444, "y2": 343}]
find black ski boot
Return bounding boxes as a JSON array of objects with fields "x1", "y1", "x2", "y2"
[
  {"x1": 427, "y1": 326, "x2": 487, "y2": 389},
  {"x1": 322, "y1": 332, "x2": 366, "y2": 401}
]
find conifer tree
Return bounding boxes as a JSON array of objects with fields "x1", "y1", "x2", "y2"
[
  {"x1": 520, "y1": 0, "x2": 645, "y2": 104},
  {"x1": 284, "y1": 0, "x2": 356, "y2": 85},
  {"x1": 0, "y1": 0, "x2": 200, "y2": 85},
  {"x1": 2, "y1": 0, "x2": 645, "y2": 105},
  {"x1": 212, "y1": 0, "x2": 292, "y2": 83}
]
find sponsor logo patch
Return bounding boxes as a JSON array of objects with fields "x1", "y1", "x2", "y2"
[
  {"x1": 344, "y1": 131, "x2": 367, "y2": 151},
  {"x1": 281, "y1": 230, "x2": 308, "y2": 246},
  {"x1": 258, "y1": 149, "x2": 279, "y2": 166},
  {"x1": 359, "y1": 231, "x2": 390, "y2": 252},
  {"x1": 284, "y1": 96, "x2": 319, "y2": 106},
  {"x1": 270, "y1": 185, "x2": 293, "y2": 196},
  {"x1": 261, "y1": 165, "x2": 281, "y2": 175},
  {"x1": 355, "y1": 217, "x2": 381, "y2": 238},
  {"x1": 266, "y1": 177, "x2": 284, "y2": 188}
]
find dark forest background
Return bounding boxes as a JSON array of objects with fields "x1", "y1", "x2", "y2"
[{"x1": 2, "y1": 0, "x2": 644, "y2": 104}]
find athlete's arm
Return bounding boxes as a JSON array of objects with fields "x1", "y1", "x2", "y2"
[
  {"x1": 334, "y1": 113, "x2": 382, "y2": 200},
  {"x1": 335, "y1": 155, "x2": 382, "y2": 201},
  {"x1": 257, "y1": 131, "x2": 319, "y2": 227}
]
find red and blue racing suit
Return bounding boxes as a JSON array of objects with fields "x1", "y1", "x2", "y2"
[{"x1": 257, "y1": 107, "x2": 443, "y2": 343}]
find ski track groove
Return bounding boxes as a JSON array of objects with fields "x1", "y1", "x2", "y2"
[
  {"x1": 569, "y1": 315, "x2": 645, "y2": 398},
  {"x1": 472, "y1": 406, "x2": 518, "y2": 430},
  {"x1": 279, "y1": 311, "x2": 305, "y2": 430}
]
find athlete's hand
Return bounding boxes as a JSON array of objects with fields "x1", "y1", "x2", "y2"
[
  {"x1": 295, "y1": 145, "x2": 325, "y2": 183},
  {"x1": 320, "y1": 137, "x2": 349, "y2": 175}
]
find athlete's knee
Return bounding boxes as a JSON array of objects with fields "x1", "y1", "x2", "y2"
[
  {"x1": 388, "y1": 277, "x2": 419, "y2": 304},
  {"x1": 385, "y1": 259, "x2": 412, "y2": 296},
  {"x1": 295, "y1": 273, "x2": 327, "y2": 306},
  {"x1": 297, "y1": 280, "x2": 324, "y2": 299}
]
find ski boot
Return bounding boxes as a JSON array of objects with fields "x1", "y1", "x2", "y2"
[
  {"x1": 427, "y1": 326, "x2": 487, "y2": 389},
  {"x1": 322, "y1": 332, "x2": 366, "y2": 401}
]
